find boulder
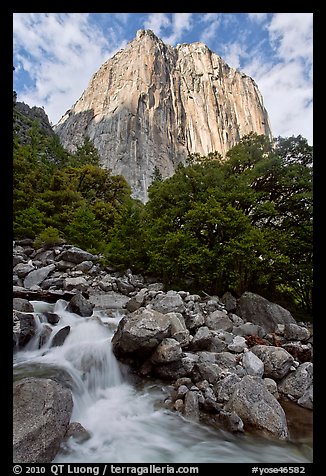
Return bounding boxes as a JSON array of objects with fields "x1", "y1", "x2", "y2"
[
  {"x1": 191, "y1": 362, "x2": 223, "y2": 385},
  {"x1": 214, "y1": 374, "x2": 241, "y2": 402},
  {"x1": 183, "y1": 391, "x2": 199, "y2": 421},
  {"x1": 66, "y1": 293, "x2": 94, "y2": 317},
  {"x1": 13, "y1": 262, "x2": 35, "y2": 278},
  {"x1": 184, "y1": 313, "x2": 205, "y2": 330},
  {"x1": 13, "y1": 311, "x2": 36, "y2": 347},
  {"x1": 190, "y1": 326, "x2": 213, "y2": 351},
  {"x1": 232, "y1": 322, "x2": 266, "y2": 338},
  {"x1": 13, "y1": 377, "x2": 73, "y2": 463},
  {"x1": 24, "y1": 264, "x2": 56, "y2": 289},
  {"x1": 166, "y1": 312, "x2": 190, "y2": 347},
  {"x1": 112, "y1": 308, "x2": 171, "y2": 359},
  {"x1": 263, "y1": 378, "x2": 279, "y2": 399},
  {"x1": 74, "y1": 261, "x2": 94, "y2": 273},
  {"x1": 13, "y1": 298, "x2": 33, "y2": 313},
  {"x1": 151, "y1": 338, "x2": 182, "y2": 364},
  {"x1": 251, "y1": 345, "x2": 294, "y2": 380},
  {"x1": 283, "y1": 324, "x2": 310, "y2": 342},
  {"x1": 150, "y1": 290, "x2": 185, "y2": 314},
  {"x1": 205, "y1": 310, "x2": 233, "y2": 331},
  {"x1": 64, "y1": 277, "x2": 88, "y2": 292},
  {"x1": 89, "y1": 292, "x2": 130, "y2": 310},
  {"x1": 225, "y1": 375, "x2": 288, "y2": 439},
  {"x1": 221, "y1": 291, "x2": 237, "y2": 312},
  {"x1": 217, "y1": 410, "x2": 244, "y2": 432},
  {"x1": 242, "y1": 350, "x2": 264, "y2": 378},
  {"x1": 297, "y1": 385, "x2": 313, "y2": 410},
  {"x1": 44, "y1": 312, "x2": 60, "y2": 325},
  {"x1": 236, "y1": 292, "x2": 296, "y2": 333},
  {"x1": 57, "y1": 247, "x2": 96, "y2": 264},
  {"x1": 65, "y1": 422, "x2": 91, "y2": 443},
  {"x1": 228, "y1": 335, "x2": 247, "y2": 353},
  {"x1": 38, "y1": 325, "x2": 52, "y2": 348},
  {"x1": 278, "y1": 362, "x2": 313, "y2": 400},
  {"x1": 51, "y1": 326, "x2": 71, "y2": 347},
  {"x1": 153, "y1": 360, "x2": 188, "y2": 380}
]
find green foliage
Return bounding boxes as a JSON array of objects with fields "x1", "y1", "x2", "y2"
[
  {"x1": 65, "y1": 206, "x2": 105, "y2": 254},
  {"x1": 143, "y1": 133, "x2": 313, "y2": 317},
  {"x1": 33, "y1": 227, "x2": 64, "y2": 249},
  {"x1": 14, "y1": 206, "x2": 46, "y2": 239}
]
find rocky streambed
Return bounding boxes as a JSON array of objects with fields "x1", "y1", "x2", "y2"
[{"x1": 13, "y1": 240, "x2": 313, "y2": 463}]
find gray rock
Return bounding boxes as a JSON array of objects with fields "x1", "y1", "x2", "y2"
[
  {"x1": 153, "y1": 360, "x2": 188, "y2": 380},
  {"x1": 166, "y1": 312, "x2": 190, "y2": 347},
  {"x1": 221, "y1": 292, "x2": 237, "y2": 312},
  {"x1": 112, "y1": 308, "x2": 171, "y2": 359},
  {"x1": 225, "y1": 375, "x2": 288, "y2": 439},
  {"x1": 13, "y1": 262, "x2": 35, "y2": 278},
  {"x1": 242, "y1": 351, "x2": 264, "y2": 378},
  {"x1": 51, "y1": 326, "x2": 71, "y2": 347},
  {"x1": 13, "y1": 377, "x2": 73, "y2": 463},
  {"x1": 44, "y1": 312, "x2": 60, "y2": 325},
  {"x1": 176, "y1": 384, "x2": 189, "y2": 399},
  {"x1": 184, "y1": 313, "x2": 205, "y2": 330},
  {"x1": 58, "y1": 247, "x2": 96, "y2": 264},
  {"x1": 66, "y1": 293, "x2": 94, "y2": 317},
  {"x1": 147, "y1": 283, "x2": 164, "y2": 292},
  {"x1": 278, "y1": 362, "x2": 313, "y2": 399},
  {"x1": 64, "y1": 277, "x2": 88, "y2": 291},
  {"x1": 89, "y1": 292, "x2": 130, "y2": 310},
  {"x1": 65, "y1": 422, "x2": 91, "y2": 442},
  {"x1": 151, "y1": 290, "x2": 185, "y2": 314},
  {"x1": 232, "y1": 322, "x2": 266, "y2": 338},
  {"x1": 214, "y1": 374, "x2": 241, "y2": 402},
  {"x1": 251, "y1": 345, "x2": 294, "y2": 380},
  {"x1": 184, "y1": 294, "x2": 201, "y2": 302},
  {"x1": 236, "y1": 292, "x2": 296, "y2": 333},
  {"x1": 13, "y1": 298, "x2": 33, "y2": 313},
  {"x1": 284, "y1": 323, "x2": 310, "y2": 342},
  {"x1": 41, "y1": 277, "x2": 64, "y2": 290},
  {"x1": 183, "y1": 391, "x2": 199, "y2": 421},
  {"x1": 126, "y1": 298, "x2": 142, "y2": 312},
  {"x1": 297, "y1": 385, "x2": 313, "y2": 410},
  {"x1": 151, "y1": 338, "x2": 182, "y2": 364},
  {"x1": 205, "y1": 310, "x2": 233, "y2": 331},
  {"x1": 228, "y1": 313, "x2": 244, "y2": 326},
  {"x1": 13, "y1": 311, "x2": 36, "y2": 347},
  {"x1": 181, "y1": 354, "x2": 199, "y2": 373},
  {"x1": 208, "y1": 335, "x2": 228, "y2": 353},
  {"x1": 116, "y1": 278, "x2": 135, "y2": 295},
  {"x1": 192, "y1": 362, "x2": 223, "y2": 385},
  {"x1": 74, "y1": 261, "x2": 94, "y2": 273},
  {"x1": 263, "y1": 378, "x2": 279, "y2": 399},
  {"x1": 24, "y1": 264, "x2": 56, "y2": 289},
  {"x1": 190, "y1": 326, "x2": 213, "y2": 351},
  {"x1": 228, "y1": 335, "x2": 247, "y2": 353},
  {"x1": 174, "y1": 399, "x2": 184, "y2": 412},
  {"x1": 56, "y1": 260, "x2": 75, "y2": 271},
  {"x1": 38, "y1": 325, "x2": 52, "y2": 348},
  {"x1": 214, "y1": 352, "x2": 239, "y2": 373},
  {"x1": 217, "y1": 410, "x2": 244, "y2": 432}
]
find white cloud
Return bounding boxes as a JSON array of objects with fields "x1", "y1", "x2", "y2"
[
  {"x1": 199, "y1": 13, "x2": 220, "y2": 43},
  {"x1": 143, "y1": 13, "x2": 170, "y2": 37},
  {"x1": 247, "y1": 13, "x2": 269, "y2": 23},
  {"x1": 162, "y1": 13, "x2": 193, "y2": 44},
  {"x1": 221, "y1": 42, "x2": 248, "y2": 69},
  {"x1": 13, "y1": 13, "x2": 127, "y2": 124},
  {"x1": 243, "y1": 13, "x2": 313, "y2": 143}
]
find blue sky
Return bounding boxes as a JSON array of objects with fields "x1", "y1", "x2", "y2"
[{"x1": 13, "y1": 13, "x2": 313, "y2": 144}]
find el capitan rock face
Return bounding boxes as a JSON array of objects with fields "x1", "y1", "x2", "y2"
[{"x1": 55, "y1": 29, "x2": 271, "y2": 202}]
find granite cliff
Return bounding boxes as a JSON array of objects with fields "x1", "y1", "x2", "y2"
[{"x1": 55, "y1": 29, "x2": 271, "y2": 202}]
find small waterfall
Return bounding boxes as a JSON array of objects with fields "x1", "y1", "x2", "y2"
[{"x1": 13, "y1": 300, "x2": 312, "y2": 464}]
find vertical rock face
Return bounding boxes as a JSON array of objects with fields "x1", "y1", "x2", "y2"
[{"x1": 55, "y1": 29, "x2": 271, "y2": 202}]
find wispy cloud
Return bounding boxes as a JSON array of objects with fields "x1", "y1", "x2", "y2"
[
  {"x1": 247, "y1": 13, "x2": 269, "y2": 23},
  {"x1": 199, "y1": 13, "x2": 221, "y2": 43},
  {"x1": 13, "y1": 13, "x2": 127, "y2": 124}
]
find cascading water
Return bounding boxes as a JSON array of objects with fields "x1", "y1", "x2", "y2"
[{"x1": 13, "y1": 300, "x2": 312, "y2": 463}]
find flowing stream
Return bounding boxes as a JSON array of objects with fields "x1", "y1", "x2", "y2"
[{"x1": 13, "y1": 300, "x2": 312, "y2": 463}]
